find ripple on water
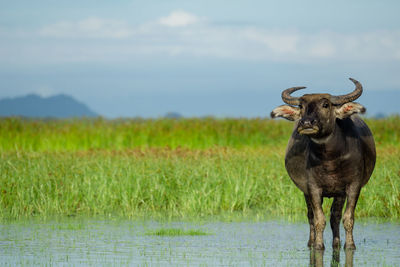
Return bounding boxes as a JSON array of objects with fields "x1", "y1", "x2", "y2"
[{"x1": 0, "y1": 219, "x2": 399, "y2": 266}]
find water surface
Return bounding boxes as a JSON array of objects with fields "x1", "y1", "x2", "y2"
[{"x1": 1, "y1": 219, "x2": 399, "y2": 266}]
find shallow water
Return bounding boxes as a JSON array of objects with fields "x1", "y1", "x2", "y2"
[{"x1": 0, "y1": 219, "x2": 399, "y2": 266}]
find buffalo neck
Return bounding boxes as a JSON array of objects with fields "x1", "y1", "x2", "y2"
[{"x1": 308, "y1": 124, "x2": 347, "y2": 160}]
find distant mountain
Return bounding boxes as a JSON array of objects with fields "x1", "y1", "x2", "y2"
[
  {"x1": 0, "y1": 94, "x2": 98, "y2": 118},
  {"x1": 164, "y1": 112, "x2": 183, "y2": 119}
]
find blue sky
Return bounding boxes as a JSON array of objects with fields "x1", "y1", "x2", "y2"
[{"x1": 1, "y1": 0, "x2": 400, "y2": 117}]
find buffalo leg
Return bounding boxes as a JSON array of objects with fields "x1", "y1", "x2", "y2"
[
  {"x1": 304, "y1": 194, "x2": 315, "y2": 247},
  {"x1": 330, "y1": 196, "x2": 345, "y2": 249},
  {"x1": 343, "y1": 184, "x2": 361, "y2": 250},
  {"x1": 309, "y1": 188, "x2": 326, "y2": 250}
]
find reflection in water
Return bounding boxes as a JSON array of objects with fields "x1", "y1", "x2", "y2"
[
  {"x1": 309, "y1": 248, "x2": 354, "y2": 267},
  {"x1": 310, "y1": 249, "x2": 323, "y2": 267},
  {"x1": 344, "y1": 249, "x2": 354, "y2": 267},
  {"x1": 331, "y1": 249, "x2": 340, "y2": 267}
]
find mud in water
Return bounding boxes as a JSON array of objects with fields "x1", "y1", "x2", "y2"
[{"x1": 1, "y1": 219, "x2": 399, "y2": 266}]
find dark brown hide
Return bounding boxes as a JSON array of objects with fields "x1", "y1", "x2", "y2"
[{"x1": 271, "y1": 79, "x2": 376, "y2": 250}]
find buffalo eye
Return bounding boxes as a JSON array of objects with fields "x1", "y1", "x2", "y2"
[{"x1": 322, "y1": 102, "x2": 329, "y2": 108}]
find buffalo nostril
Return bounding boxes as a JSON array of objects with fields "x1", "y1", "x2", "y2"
[{"x1": 301, "y1": 120, "x2": 313, "y2": 128}]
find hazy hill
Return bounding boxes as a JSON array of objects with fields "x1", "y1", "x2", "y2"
[{"x1": 0, "y1": 94, "x2": 97, "y2": 118}]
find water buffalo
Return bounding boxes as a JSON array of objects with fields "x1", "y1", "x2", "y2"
[{"x1": 270, "y1": 78, "x2": 376, "y2": 250}]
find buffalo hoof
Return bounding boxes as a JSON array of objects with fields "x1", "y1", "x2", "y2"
[
  {"x1": 344, "y1": 242, "x2": 356, "y2": 250},
  {"x1": 314, "y1": 243, "x2": 325, "y2": 250},
  {"x1": 332, "y1": 237, "x2": 341, "y2": 249},
  {"x1": 307, "y1": 240, "x2": 314, "y2": 248}
]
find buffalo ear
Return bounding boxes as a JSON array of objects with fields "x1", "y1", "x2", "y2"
[
  {"x1": 334, "y1": 102, "x2": 366, "y2": 119},
  {"x1": 271, "y1": 105, "x2": 301, "y2": 121}
]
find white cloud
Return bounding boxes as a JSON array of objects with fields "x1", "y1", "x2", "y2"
[
  {"x1": 243, "y1": 28, "x2": 299, "y2": 54},
  {"x1": 4, "y1": 11, "x2": 397, "y2": 64},
  {"x1": 308, "y1": 42, "x2": 336, "y2": 58},
  {"x1": 158, "y1": 10, "x2": 199, "y2": 27},
  {"x1": 35, "y1": 85, "x2": 56, "y2": 97},
  {"x1": 39, "y1": 17, "x2": 132, "y2": 38}
]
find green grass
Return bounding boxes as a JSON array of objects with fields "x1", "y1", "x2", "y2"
[
  {"x1": 0, "y1": 116, "x2": 399, "y2": 220},
  {"x1": 0, "y1": 117, "x2": 294, "y2": 151},
  {"x1": 145, "y1": 228, "x2": 210, "y2": 236}
]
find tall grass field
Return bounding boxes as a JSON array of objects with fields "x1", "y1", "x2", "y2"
[{"x1": 1, "y1": 116, "x2": 399, "y2": 220}]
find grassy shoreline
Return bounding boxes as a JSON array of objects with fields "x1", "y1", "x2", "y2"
[
  {"x1": 1, "y1": 117, "x2": 399, "y2": 220},
  {"x1": 2, "y1": 116, "x2": 399, "y2": 152},
  {"x1": 1, "y1": 146, "x2": 399, "y2": 221}
]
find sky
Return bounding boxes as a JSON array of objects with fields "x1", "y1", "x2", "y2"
[{"x1": 1, "y1": 0, "x2": 400, "y2": 117}]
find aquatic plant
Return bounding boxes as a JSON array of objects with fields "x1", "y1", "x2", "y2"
[{"x1": 145, "y1": 228, "x2": 209, "y2": 236}]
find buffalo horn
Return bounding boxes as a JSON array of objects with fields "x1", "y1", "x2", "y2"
[
  {"x1": 330, "y1": 78, "x2": 363, "y2": 105},
  {"x1": 281, "y1": 86, "x2": 306, "y2": 106}
]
